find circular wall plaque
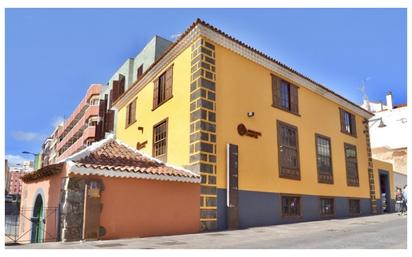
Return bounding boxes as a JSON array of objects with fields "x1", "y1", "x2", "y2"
[{"x1": 237, "y1": 124, "x2": 247, "y2": 136}]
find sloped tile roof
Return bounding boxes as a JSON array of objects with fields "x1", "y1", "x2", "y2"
[
  {"x1": 22, "y1": 138, "x2": 200, "y2": 184},
  {"x1": 21, "y1": 163, "x2": 65, "y2": 183},
  {"x1": 70, "y1": 140, "x2": 199, "y2": 182}
]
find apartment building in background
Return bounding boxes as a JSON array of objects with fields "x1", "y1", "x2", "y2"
[
  {"x1": 35, "y1": 36, "x2": 172, "y2": 166},
  {"x1": 112, "y1": 19, "x2": 394, "y2": 230},
  {"x1": 5, "y1": 159, "x2": 10, "y2": 194},
  {"x1": 8, "y1": 161, "x2": 33, "y2": 195},
  {"x1": 8, "y1": 171, "x2": 24, "y2": 195},
  {"x1": 49, "y1": 84, "x2": 105, "y2": 162},
  {"x1": 361, "y1": 92, "x2": 408, "y2": 189},
  {"x1": 40, "y1": 124, "x2": 62, "y2": 167},
  {"x1": 96, "y1": 35, "x2": 172, "y2": 141}
]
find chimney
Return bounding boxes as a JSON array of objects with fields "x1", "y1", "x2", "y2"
[
  {"x1": 362, "y1": 99, "x2": 370, "y2": 111},
  {"x1": 386, "y1": 91, "x2": 393, "y2": 110}
]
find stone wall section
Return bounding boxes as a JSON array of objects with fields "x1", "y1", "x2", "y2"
[{"x1": 189, "y1": 37, "x2": 218, "y2": 231}]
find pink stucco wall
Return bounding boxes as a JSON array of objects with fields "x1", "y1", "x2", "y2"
[
  {"x1": 19, "y1": 168, "x2": 200, "y2": 242},
  {"x1": 95, "y1": 176, "x2": 200, "y2": 239},
  {"x1": 19, "y1": 165, "x2": 67, "y2": 243}
]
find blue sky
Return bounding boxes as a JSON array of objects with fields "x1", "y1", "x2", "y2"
[{"x1": 5, "y1": 8, "x2": 407, "y2": 166}]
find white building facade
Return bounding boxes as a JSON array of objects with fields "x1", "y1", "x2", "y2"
[{"x1": 361, "y1": 92, "x2": 408, "y2": 189}]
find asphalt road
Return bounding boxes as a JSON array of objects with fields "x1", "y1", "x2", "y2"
[{"x1": 6, "y1": 213, "x2": 407, "y2": 249}]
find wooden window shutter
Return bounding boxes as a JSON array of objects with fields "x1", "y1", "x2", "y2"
[
  {"x1": 109, "y1": 89, "x2": 113, "y2": 107},
  {"x1": 271, "y1": 75, "x2": 280, "y2": 106},
  {"x1": 105, "y1": 110, "x2": 115, "y2": 132},
  {"x1": 153, "y1": 78, "x2": 160, "y2": 108},
  {"x1": 112, "y1": 80, "x2": 120, "y2": 103},
  {"x1": 137, "y1": 65, "x2": 143, "y2": 80},
  {"x1": 98, "y1": 99, "x2": 106, "y2": 117},
  {"x1": 118, "y1": 75, "x2": 125, "y2": 96},
  {"x1": 350, "y1": 114, "x2": 357, "y2": 136},
  {"x1": 339, "y1": 108, "x2": 345, "y2": 132},
  {"x1": 125, "y1": 103, "x2": 130, "y2": 127},
  {"x1": 289, "y1": 84, "x2": 299, "y2": 114},
  {"x1": 165, "y1": 65, "x2": 173, "y2": 100},
  {"x1": 95, "y1": 121, "x2": 102, "y2": 141},
  {"x1": 130, "y1": 99, "x2": 136, "y2": 123}
]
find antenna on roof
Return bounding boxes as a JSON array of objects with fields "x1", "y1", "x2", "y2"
[
  {"x1": 360, "y1": 80, "x2": 368, "y2": 102},
  {"x1": 359, "y1": 77, "x2": 371, "y2": 111}
]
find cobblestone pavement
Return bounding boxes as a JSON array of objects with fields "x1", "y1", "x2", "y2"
[{"x1": 6, "y1": 213, "x2": 407, "y2": 249}]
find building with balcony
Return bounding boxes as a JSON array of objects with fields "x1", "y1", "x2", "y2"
[
  {"x1": 40, "y1": 124, "x2": 62, "y2": 167},
  {"x1": 8, "y1": 162, "x2": 33, "y2": 196},
  {"x1": 55, "y1": 84, "x2": 105, "y2": 162},
  {"x1": 95, "y1": 36, "x2": 172, "y2": 141}
]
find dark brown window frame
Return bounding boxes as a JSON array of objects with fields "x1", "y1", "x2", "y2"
[
  {"x1": 315, "y1": 133, "x2": 334, "y2": 184},
  {"x1": 152, "y1": 65, "x2": 174, "y2": 111},
  {"x1": 152, "y1": 118, "x2": 168, "y2": 161},
  {"x1": 277, "y1": 120, "x2": 301, "y2": 180},
  {"x1": 320, "y1": 197, "x2": 335, "y2": 217},
  {"x1": 339, "y1": 108, "x2": 357, "y2": 137},
  {"x1": 271, "y1": 74, "x2": 300, "y2": 116},
  {"x1": 125, "y1": 98, "x2": 137, "y2": 128},
  {"x1": 281, "y1": 194, "x2": 302, "y2": 218},
  {"x1": 344, "y1": 143, "x2": 360, "y2": 187},
  {"x1": 348, "y1": 198, "x2": 361, "y2": 215}
]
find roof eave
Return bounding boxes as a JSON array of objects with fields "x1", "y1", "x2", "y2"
[{"x1": 113, "y1": 19, "x2": 374, "y2": 119}]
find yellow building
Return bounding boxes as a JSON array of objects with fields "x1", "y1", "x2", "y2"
[
  {"x1": 112, "y1": 19, "x2": 390, "y2": 231},
  {"x1": 372, "y1": 159, "x2": 395, "y2": 213}
]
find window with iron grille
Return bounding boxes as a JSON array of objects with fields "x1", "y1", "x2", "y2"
[
  {"x1": 339, "y1": 108, "x2": 357, "y2": 136},
  {"x1": 345, "y1": 143, "x2": 359, "y2": 186},
  {"x1": 320, "y1": 198, "x2": 334, "y2": 216},
  {"x1": 349, "y1": 199, "x2": 360, "y2": 214},
  {"x1": 153, "y1": 119, "x2": 168, "y2": 161},
  {"x1": 277, "y1": 121, "x2": 300, "y2": 180},
  {"x1": 315, "y1": 134, "x2": 333, "y2": 184},
  {"x1": 271, "y1": 75, "x2": 299, "y2": 115},
  {"x1": 282, "y1": 196, "x2": 301, "y2": 217}
]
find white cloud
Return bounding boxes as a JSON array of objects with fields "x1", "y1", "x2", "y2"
[
  {"x1": 51, "y1": 116, "x2": 65, "y2": 127},
  {"x1": 5, "y1": 154, "x2": 31, "y2": 166},
  {"x1": 12, "y1": 131, "x2": 46, "y2": 142}
]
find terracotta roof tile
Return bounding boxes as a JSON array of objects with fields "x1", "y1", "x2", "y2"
[
  {"x1": 21, "y1": 139, "x2": 200, "y2": 183},
  {"x1": 21, "y1": 163, "x2": 65, "y2": 183},
  {"x1": 70, "y1": 139, "x2": 199, "y2": 182}
]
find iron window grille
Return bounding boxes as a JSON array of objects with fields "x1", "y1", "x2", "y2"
[
  {"x1": 282, "y1": 196, "x2": 301, "y2": 217},
  {"x1": 153, "y1": 119, "x2": 168, "y2": 161}
]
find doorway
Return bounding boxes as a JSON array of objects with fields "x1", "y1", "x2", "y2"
[
  {"x1": 379, "y1": 170, "x2": 391, "y2": 213},
  {"x1": 31, "y1": 194, "x2": 44, "y2": 243}
]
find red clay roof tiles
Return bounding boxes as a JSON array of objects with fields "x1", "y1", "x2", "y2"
[
  {"x1": 73, "y1": 140, "x2": 199, "y2": 179},
  {"x1": 21, "y1": 138, "x2": 200, "y2": 183}
]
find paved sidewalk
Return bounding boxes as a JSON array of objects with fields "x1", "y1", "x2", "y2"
[{"x1": 6, "y1": 213, "x2": 407, "y2": 249}]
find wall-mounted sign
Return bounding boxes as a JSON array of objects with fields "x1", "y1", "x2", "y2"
[
  {"x1": 227, "y1": 144, "x2": 239, "y2": 208},
  {"x1": 226, "y1": 143, "x2": 239, "y2": 230},
  {"x1": 136, "y1": 140, "x2": 148, "y2": 150},
  {"x1": 237, "y1": 124, "x2": 262, "y2": 138}
]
